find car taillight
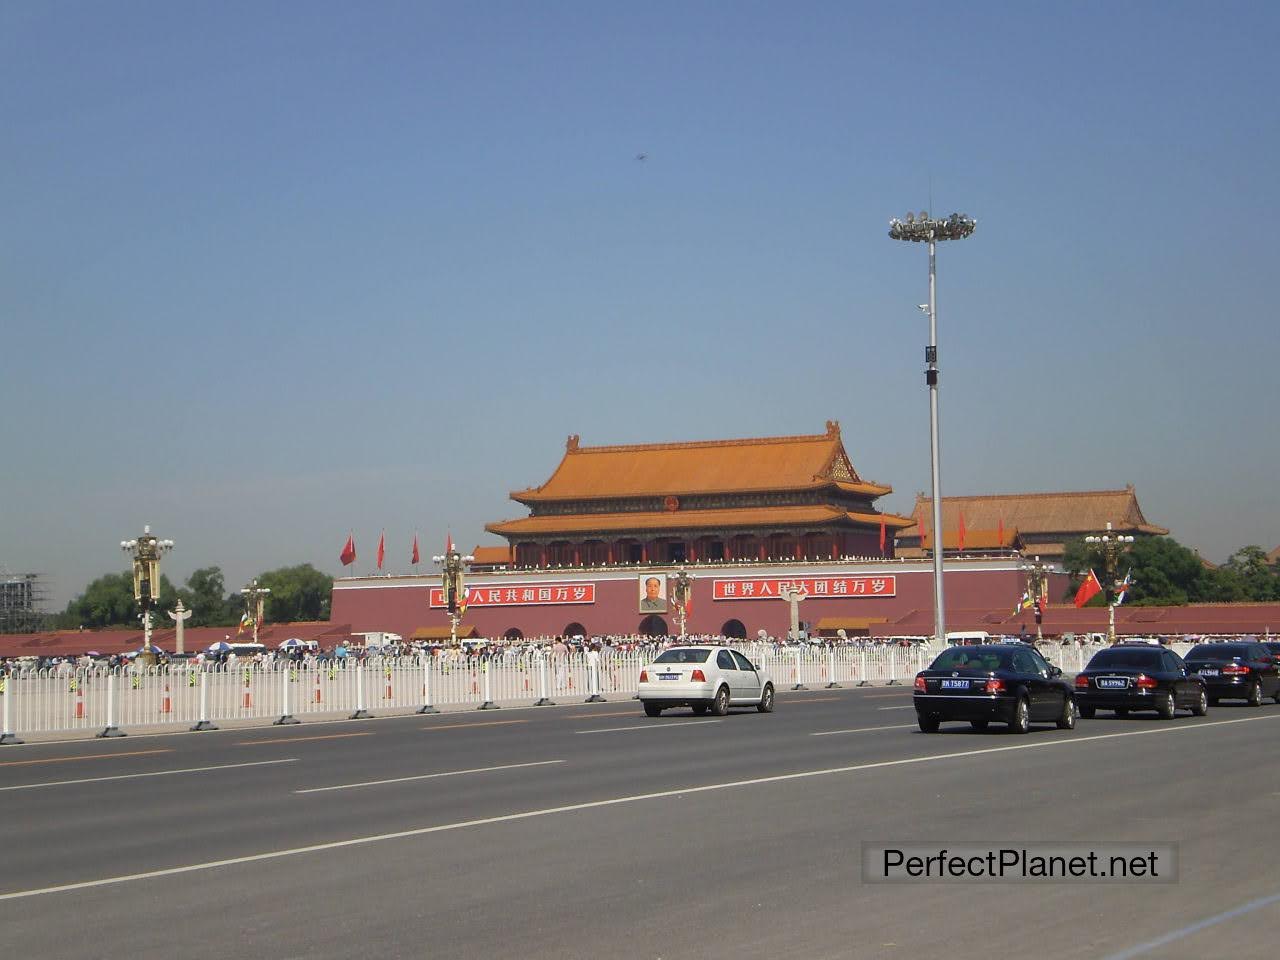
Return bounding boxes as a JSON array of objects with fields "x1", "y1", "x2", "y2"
[
  {"x1": 1135, "y1": 674, "x2": 1157, "y2": 690},
  {"x1": 984, "y1": 679, "x2": 1005, "y2": 694},
  {"x1": 1223, "y1": 664, "x2": 1249, "y2": 675},
  {"x1": 691, "y1": 669, "x2": 706, "y2": 682},
  {"x1": 1074, "y1": 674, "x2": 1089, "y2": 689},
  {"x1": 639, "y1": 670, "x2": 648, "y2": 683},
  {"x1": 914, "y1": 676, "x2": 927, "y2": 691}
]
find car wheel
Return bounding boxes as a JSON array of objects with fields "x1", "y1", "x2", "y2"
[
  {"x1": 1248, "y1": 681, "x2": 1263, "y2": 707},
  {"x1": 643, "y1": 702, "x2": 663, "y2": 718},
  {"x1": 1192, "y1": 688, "x2": 1208, "y2": 717},
  {"x1": 1010, "y1": 697, "x2": 1031, "y2": 734},
  {"x1": 969, "y1": 720, "x2": 989, "y2": 731},
  {"x1": 1057, "y1": 696, "x2": 1077, "y2": 730},
  {"x1": 756, "y1": 683, "x2": 775, "y2": 713},
  {"x1": 1114, "y1": 707, "x2": 1129, "y2": 717},
  {"x1": 918, "y1": 714, "x2": 940, "y2": 733},
  {"x1": 710, "y1": 685, "x2": 730, "y2": 717},
  {"x1": 691, "y1": 703, "x2": 708, "y2": 716},
  {"x1": 1157, "y1": 691, "x2": 1176, "y2": 720},
  {"x1": 1078, "y1": 705, "x2": 1096, "y2": 719},
  {"x1": 1274, "y1": 684, "x2": 1280, "y2": 706}
]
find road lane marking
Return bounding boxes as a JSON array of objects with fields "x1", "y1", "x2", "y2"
[
  {"x1": 575, "y1": 720, "x2": 722, "y2": 734},
  {"x1": 782, "y1": 697, "x2": 841, "y2": 704},
  {"x1": 877, "y1": 705, "x2": 915, "y2": 711},
  {"x1": 0, "y1": 759, "x2": 299, "y2": 792},
  {"x1": 5, "y1": 712, "x2": 1277, "y2": 901},
  {"x1": 421, "y1": 720, "x2": 528, "y2": 731},
  {"x1": 295, "y1": 760, "x2": 566, "y2": 794},
  {"x1": 811, "y1": 724, "x2": 917, "y2": 736},
  {"x1": 235, "y1": 733, "x2": 372, "y2": 745},
  {"x1": 564, "y1": 710, "x2": 637, "y2": 718},
  {"x1": 1101, "y1": 889, "x2": 1280, "y2": 959},
  {"x1": 0, "y1": 749, "x2": 171, "y2": 767}
]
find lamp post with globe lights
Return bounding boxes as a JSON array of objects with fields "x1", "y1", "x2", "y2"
[
  {"x1": 670, "y1": 569, "x2": 693, "y2": 639},
  {"x1": 1084, "y1": 522, "x2": 1135, "y2": 644},
  {"x1": 888, "y1": 211, "x2": 976, "y2": 645},
  {"x1": 239, "y1": 579, "x2": 271, "y2": 644},
  {"x1": 1020, "y1": 555, "x2": 1051, "y2": 644},
  {"x1": 120, "y1": 525, "x2": 174, "y2": 662},
  {"x1": 433, "y1": 547, "x2": 475, "y2": 647}
]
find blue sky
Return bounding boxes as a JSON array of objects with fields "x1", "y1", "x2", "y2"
[{"x1": 3, "y1": 1, "x2": 1277, "y2": 607}]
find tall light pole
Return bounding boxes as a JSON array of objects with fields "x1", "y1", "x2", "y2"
[
  {"x1": 1084, "y1": 522, "x2": 1134, "y2": 645},
  {"x1": 889, "y1": 211, "x2": 976, "y2": 645},
  {"x1": 1020, "y1": 555, "x2": 1050, "y2": 644},
  {"x1": 239, "y1": 579, "x2": 271, "y2": 644},
  {"x1": 670, "y1": 569, "x2": 692, "y2": 639},
  {"x1": 433, "y1": 548, "x2": 474, "y2": 646},
  {"x1": 120, "y1": 525, "x2": 174, "y2": 661}
]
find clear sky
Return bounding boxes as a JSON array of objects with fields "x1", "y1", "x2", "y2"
[{"x1": 3, "y1": 1, "x2": 1277, "y2": 608}]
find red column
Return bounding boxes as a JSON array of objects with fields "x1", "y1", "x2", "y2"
[
  {"x1": 573, "y1": 546, "x2": 580, "y2": 566},
  {"x1": 758, "y1": 542, "x2": 766, "y2": 561},
  {"x1": 794, "y1": 539, "x2": 803, "y2": 560},
  {"x1": 641, "y1": 542, "x2": 648, "y2": 563},
  {"x1": 607, "y1": 542, "x2": 615, "y2": 565},
  {"x1": 688, "y1": 541, "x2": 697, "y2": 562},
  {"x1": 539, "y1": 545, "x2": 548, "y2": 568}
]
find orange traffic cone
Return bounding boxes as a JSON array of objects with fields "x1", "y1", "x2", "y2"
[
  {"x1": 75, "y1": 686, "x2": 85, "y2": 719},
  {"x1": 162, "y1": 682, "x2": 172, "y2": 714}
]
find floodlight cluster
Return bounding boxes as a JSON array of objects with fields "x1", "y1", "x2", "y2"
[{"x1": 888, "y1": 212, "x2": 976, "y2": 242}]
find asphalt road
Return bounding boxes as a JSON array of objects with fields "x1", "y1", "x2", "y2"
[{"x1": 2, "y1": 687, "x2": 1278, "y2": 960}]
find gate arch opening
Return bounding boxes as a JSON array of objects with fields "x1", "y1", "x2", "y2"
[
  {"x1": 563, "y1": 621, "x2": 587, "y2": 638},
  {"x1": 638, "y1": 615, "x2": 668, "y2": 637},
  {"x1": 720, "y1": 619, "x2": 747, "y2": 640}
]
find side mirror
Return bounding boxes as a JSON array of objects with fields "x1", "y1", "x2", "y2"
[{"x1": 1048, "y1": 665, "x2": 1062, "y2": 678}]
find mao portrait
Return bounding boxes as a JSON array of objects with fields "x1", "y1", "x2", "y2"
[{"x1": 639, "y1": 575, "x2": 667, "y2": 613}]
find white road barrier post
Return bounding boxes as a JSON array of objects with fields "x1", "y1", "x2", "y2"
[
  {"x1": 350, "y1": 662, "x2": 371, "y2": 719},
  {"x1": 275, "y1": 665, "x2": 300, "y2": 725},
  {"x1": 857, "y1": 647, "x2": 870, "y2": 687},
  {"x1": 191, "y1": 669, "x2": 218, "y2": 731},
  {"x1": 887, "y1": 646, "x2": 900, "y2": 685},
  {"x1": 584, "y1": 653, "x2": 605, "y2": 703},
  {"x1": 0, "y1": 673, "x2": 22, "y2": 745},
  {"x1": 792, "y1": 648, "x2": 807, "y2": 690},
  {"x1": 417, "y1": 655, "x2": 439, "y2": 714},
  {"x1": 98, "y1": 670, "x2": 125, "y2": 738},
  {"x1": 534, "y1": 653, "x2": 555, "y2": 706},
  {"x1": 826, "y1": 646, "x2": 841, "y2": 688},
  {"x1": 478, "y1": 658, "x2": 499, "y2": 710}
]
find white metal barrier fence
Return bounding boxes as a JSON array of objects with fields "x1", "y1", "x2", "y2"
[{"x1": 0, "y1": 642, "x2": 1196, "y2": 742}]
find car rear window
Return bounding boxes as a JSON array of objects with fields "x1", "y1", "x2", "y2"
[
  {"x1": 653, "y1": 649, "x2": 712, "y2": 664},
  {"x1": 1186, "y1": 645, "x2": 1250, "y2": 661},
  {"x1": 1088, "y1": 650, "x2": 1162, "y2": 669},
  {"x1": 930, "y1": 648, "x2": 1011, "y2": 671}
]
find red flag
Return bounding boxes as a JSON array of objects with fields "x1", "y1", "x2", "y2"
[
  {"x1": 339, "y1": 534, "x2": 356, "y2": 567},
  {"x1": 376, "y1": 531, "x2": 386, "y2": 571},
  {"x1": 411, "y1": 534, "x2": 420, "y2": 566},
  {"x1": 997, "y1": 516, "x2": 1005, "y2": 547},
  {"x1": 879, "y1": 516, "x2": 887, "y2": 554},
  {"x1": 1074, "y1": 569, "x2": 1103, "y2": 608},
  {"x1": 919, "y1": 512, "x2": 928, "y2": 552},
  {"x1": 446, "y1": 531, "x2": 454, "y2": 554},
  {"x1": 957, "y1": 512, "x2": 967, "y2": 552}
]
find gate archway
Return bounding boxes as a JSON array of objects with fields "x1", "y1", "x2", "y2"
[
  {"x1": 720, "y1": 619, "x2": 747, "y2": 640},
  {"x1": 563, "y1": 621, "x2": 587, "y2": 638},
  {"x1": 638, "y1": 615, "x2": 668, "y2": 637}
]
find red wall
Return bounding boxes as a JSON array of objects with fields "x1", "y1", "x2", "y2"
[{"x1": 330, "y1": 561, "x2": 1044, "y2": 639}]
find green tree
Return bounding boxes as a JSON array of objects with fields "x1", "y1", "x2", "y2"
[
  {"x1": 1224, "y1": 546, "x2": 1280, "y2": 601},
  {"x1": 1062, "y1": 535, "x2": 1212, "y2": 606},
  {"x1": 59, "y1": 572, "x2": 179, "y2": 629},
  {"x1": 181, "y1": 566, "x2": 236, "y2": 627},
  {"x1": 255, "y1": 564, "x2": 333, "y2": 623}
]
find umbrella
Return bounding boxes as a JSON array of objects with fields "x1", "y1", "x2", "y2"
[
  {"x1": 207, "y1": 641, "x2": 233, "y2": 652},
  {"x1": 135, "y1": 644, "x2": 166, "y2": 654},
  {"x1": 85, "y1": 650, "x2": 102, "y2": 657},
  {"x1": 278, "y1": 638, "x2": 305, "y2": 649}
]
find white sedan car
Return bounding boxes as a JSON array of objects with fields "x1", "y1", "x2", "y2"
[{"x1": 637, "y1": 646, "x2": 775, "y2": 717}]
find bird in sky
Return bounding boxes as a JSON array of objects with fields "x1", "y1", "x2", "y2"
[{"x1": 635, "y1": 152, "x2": 648, "y2": 161}]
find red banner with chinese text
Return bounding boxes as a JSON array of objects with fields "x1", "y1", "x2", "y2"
[
  {"x1": 429, "y1": 583, "x2": 596, "y2": 608},
  {"x1": 712, "y1": 576, "x2": 896, "y2": 600}
]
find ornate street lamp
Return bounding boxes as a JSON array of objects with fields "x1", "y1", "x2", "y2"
[
  {"x1": 239, "y1": 579, "x2": 271, "y2": 644},
  {"x1": 433, "y1": 547, "x2": 475, "y2": 646},
  {"x1": 120, "y1": 525, "x2": 174, "y2": 661},
  {"x1": 1084, "y1": 522, "x2": 1135, "y2": 644},
  {"x1": 1020, "y1": 555, "x2": 1051, "y2": 644},
  {"x1": 888, "y1": 210, "x2": 976, "y2": 645},
  {"x1": 670, "y1": 569, "x2": 693, "y2": 639}
]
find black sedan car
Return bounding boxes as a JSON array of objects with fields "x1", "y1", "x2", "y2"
[
  {"x1": 1073, "y1": 643, "x2": 1208, "y2": 719},
  {"x1": 1183, "y1": 642, "x2": 1280, "y2": 706},
  {"x1": 913, "y1": 643, "x2": 1076, "y2": 734}
]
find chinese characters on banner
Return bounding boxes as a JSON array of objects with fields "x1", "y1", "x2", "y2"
[
  {"x1": 712, "y1": 576, "x2": 896, "y2": 600},
  {"x1": 428, "y1": 582, "x2": 596, "y2": 608}
]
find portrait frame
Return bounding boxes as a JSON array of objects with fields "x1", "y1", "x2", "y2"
[{"x1": 638, "y1": 573, "x2": 667, "y2": 614}]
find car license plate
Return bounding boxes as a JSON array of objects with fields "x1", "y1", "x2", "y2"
[
  {"x1": 1096, "y1": 678, "x2": 1129, "y2": 689},
  {"x1": 658, "y1": 673, "x2": 681, "y2": 681},
  {"x1": 940, "y1": 679, "x2": 969, "y2": 690},
  {"x1": 1198, "y1": 668, "x2": 1219, "y2": 676}
]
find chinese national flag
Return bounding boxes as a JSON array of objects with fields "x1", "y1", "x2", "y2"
[
  {"x1": 446, "y1": 532, "x2": 454, "y2": 554},
  {"x1": 411, "y1": 534, "x2": 420, "y2": 565},
  {"x1": 879, "y1": 516, "x2": 887, "y2": 554},
  {"x1": 339, "y1": 534, "x2": 356, "y2": 567},
  {"x1": 1074, "y1": 569, "x2": 1103, "y2": 608},
  {"x1": 376, "y1": 531, "x2": 386, "y2": 571},
  {"x1": 919, "y1": 513, "x2": 928, "y2": 551},
  {"x1": 957, "y1": 512, "x2": 967, "y2": 552},
  {"x1": 997, "y1": 516, "x2": 1005, "y2": 547}
]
